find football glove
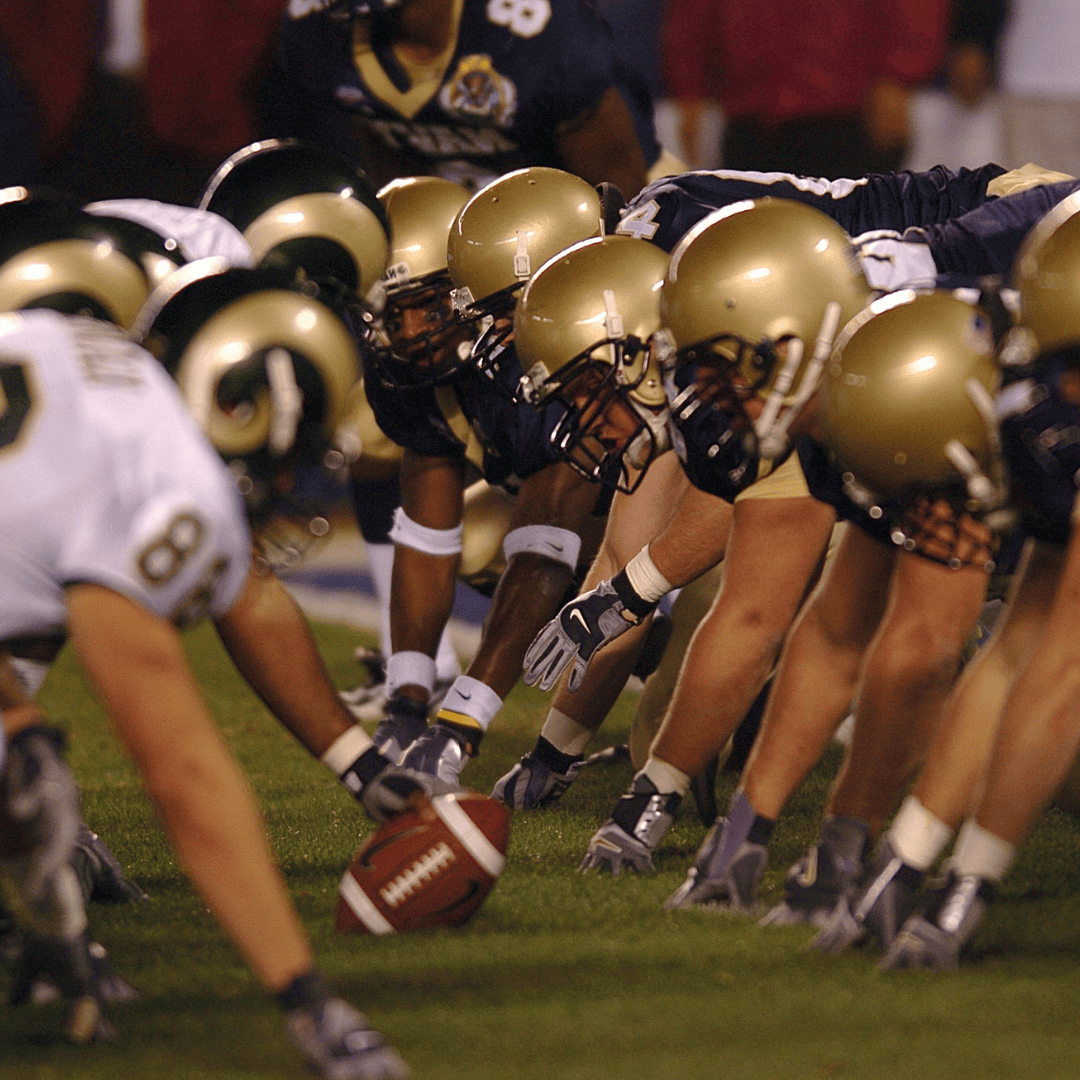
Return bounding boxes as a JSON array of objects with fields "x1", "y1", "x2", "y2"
[{"x1": 523, "y1": 568, "x2": 657, "y2": 692}]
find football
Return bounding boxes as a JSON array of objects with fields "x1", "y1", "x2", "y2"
[{"x1": 335, "y1": 791, "x2": 511, "y2": 934}]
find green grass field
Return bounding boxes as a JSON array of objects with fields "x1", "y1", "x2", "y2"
[{"x1": 4, "y1": 619, "x2": 1080, "y2": 1079}]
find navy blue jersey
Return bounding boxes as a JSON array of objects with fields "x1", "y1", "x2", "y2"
[
  {"x1": 616, "y1": 165, "x2": 1007, "y2": 253},
  {"x1": 997, "y1": 359, "x2": 1080, "y2": 547},
  {"x1": 796, "y1": 438, "x2": 896, "y2": 547},
  {"x1": 364, "y1": 346, "x2": 567, "y2": 489},
  {"x1": 911, "y1": 178, "x2": 1080, "y2": 285},
  {"x1": 280, "y1": 0, "x2": 659, "y2": 184}
]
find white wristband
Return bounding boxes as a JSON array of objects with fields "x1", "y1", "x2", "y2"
[
  {"x1": 386, "y1": 651, "x2": 437, "y2": 696},
  {"x1": 320, "y1": 724, "x2": 375, "y2": 775},
  {"x1": 502, "y1": 525, "x2": 581, "y2": 571},
  {"x1": 623, "y1": 545, "x2": 673, "y2": 603},
  {"x1": 389, "y1": 506, "x2": 463, "y2": 556},
  {"x1": 436, "y1": 676, "x2": 503, "y2": 733}
]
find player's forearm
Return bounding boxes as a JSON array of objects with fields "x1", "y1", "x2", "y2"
[
  {"x1": 214, "y1": 569, "x2": 357, "y2": 758},
  {"x1": 66, "y1": 585, "x2": 313, "y2": 990},
  {"x1": 646, "y1": 484, "x2": 733, "y2": 590}
]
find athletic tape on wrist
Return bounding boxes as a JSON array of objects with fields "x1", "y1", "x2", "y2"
[
  {"x1": 502, "y1": 525, "x2": 580, "y2": 571},
  {"x1": 320, "y1": 724, "x2": 376, "y2": 775},
  {"x1": 385, "y1": 650, "x2": 437, "y2": 696},
  {"x1": 623, "y1": 545, "x2": 673, "y2": 604},
  {"x1": 389, "y1": 506, "x2": 463, "y2": 556}
]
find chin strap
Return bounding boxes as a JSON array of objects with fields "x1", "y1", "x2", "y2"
[{"x1": 756, "y1": 301, "x2": 842, "y2": 460}]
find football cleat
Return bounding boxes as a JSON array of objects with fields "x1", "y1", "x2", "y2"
[
  {"x1": 284, "y1": 997, "x2": 409, "y2": 1080},
  {"x1": 398, "y1": 722, "x2": 473, "y2": 788},
  {"x1": 877, "y1": 871, "x2": 993, "y2": 972},
  {"x1": 664, "y1": 819, "x2": 767, "y2": 913},
  {"x1": 579, "y1": 820, "x2": 658, "y2": 875},
  {"x1": 491, "y1": 750, "x2": 583, "y2": 810},
  {"x1": 811, "y1": 838, "x2": 923, "y2": 954},
  {"x1": 580, "y1": 775, "x2": 681, "y2": 874},
  {"x1": 760, "y1": 817, "x2": 869, "y2": 929},
  {"x1": 70, "y1": 824, "x2": 148, "y2": 905}
]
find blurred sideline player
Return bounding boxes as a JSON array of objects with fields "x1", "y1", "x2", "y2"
[
  {"x1": 278, "y1": 0, "x2": 678, "y2": 196},
  {"x1": 0, "y1": 271, "x2": 415, "y2": 1076},
  {"x1": 363, "y1": 168, "x2": 669, "y2": 786},
  {"x1": 816, "y1": 192, "x2": 1080, "y2": 969}
]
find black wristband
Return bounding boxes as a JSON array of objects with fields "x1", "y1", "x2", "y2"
[
  {"x1": 611, "y1": 568, "x2": 659, "y2": 622},
  {"x1": 276, "y1": 967, "x2": 330, "y2": 1012},
  {"x1": 385, "y1": 694, "x2": 429, "y2": 722},
  {"x1": 344, "y1": 745, "x2": 394, "y2": 791}
]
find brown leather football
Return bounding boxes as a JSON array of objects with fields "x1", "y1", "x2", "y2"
[{"x1": 335, "y1": 791, "x2": 510, "y2": 934}]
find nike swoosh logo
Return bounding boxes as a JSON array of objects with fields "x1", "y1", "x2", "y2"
[
  {"x1": 458, "y1": 691, "x2": 471, "y2": 701},
  {"x1": 569, "y1": 609, "x2": 589, "y2": 632},
  {"x1": 544, "y1": 541, "x2": 565, "y2": 554}
]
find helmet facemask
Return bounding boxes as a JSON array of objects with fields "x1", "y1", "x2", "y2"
[
  {"x1": 368, "y1": 269, "x2": 475, "y2": 388},
  {"x1": 671, "y1": 300, "x2": 843, "y2": 462},
  {"x1": 537, "y1": 335, "x2": 664, "y2": 494},
  {"x1": 449, "y1": 281, "x2": 523, "y2": 396}
]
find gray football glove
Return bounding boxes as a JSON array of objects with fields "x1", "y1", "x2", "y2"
[{"x1": 523, "y1": 568, "x2": 657, "y2": 692}]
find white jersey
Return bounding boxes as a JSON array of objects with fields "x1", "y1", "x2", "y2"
[
  {"x1": 84, "y1": 199, "x2": 254, "y2": 267},
  {"x1": 0, "y1": 311, "x2": 251, "y2": 643}
]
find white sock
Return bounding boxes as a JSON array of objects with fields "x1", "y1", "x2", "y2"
[
  {"x1": 642, "y1": 756, "x2": 691, "y2": 798},
  {"x1": 889, "y1": 795, "x2": 955, "y2": 872},
  {"x1": 953, "y1": 820, "x2": 1016, "y2": 883},
  {"x1": 539, "y1": 709, "x2": 593, "y2": 756},
  {"x1": 364, "y1": 541, "x2": 394, "y2": 659}
]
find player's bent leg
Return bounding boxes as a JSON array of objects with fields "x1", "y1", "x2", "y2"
[
  {"x1": 826, "y1": 550, "x2": 990, "y2": 836},
  {"x1": 742, "y1": 522, "x2": 894, "y2": 824}
]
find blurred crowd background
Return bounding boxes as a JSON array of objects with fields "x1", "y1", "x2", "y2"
[{"x1": 0, "y1": 0, "x2": 1075, "y2": 214}]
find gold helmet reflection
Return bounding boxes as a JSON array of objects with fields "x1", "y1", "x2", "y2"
[
  {"x1": 446, "y1": 168, "x2": 604, "y2": 380},
  {"x1": 0, "y1": 188, "x2": 183, "y2": 328},
  {"x1": 367, "y1": 176, "x2": 471, "y2": 387},
  {"x1": 821, "y1": 289, "x2": 1002, "y2": 509},
  {"x1": 1009, "y1": 190, "x2": 1080, "y2": 361},
  {"x1": 513, "y1": 234, "x2": 670, "y2": 491},
  {"x1": 662, "y1": 199, "x2": 872, "y2": 457}
]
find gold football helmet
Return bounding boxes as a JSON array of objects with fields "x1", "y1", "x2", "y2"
[
  {"x1": 0, "y1": 188, "x2": 183, "y2": 328},
  {"x1": 366, "y1": 176, "x2": 471, "y2": 387},
  {"x1": 513, "y1": 234, "x2": 670, "y2": 492},
  {"x1": 446, "y1": 167, "x2": 605, "y2": 382},
  {"x1": 820, "y1": 289, "x2": 1003, "y2": 511},
  {"x1": 661, "y1": 199, "x2": 872, "y2": 458},
  {"x1": 1008, "y1": 190, "x2": 1080, "y2": 362},
  {"x1": 134, "y1": 260, "x2": 362, "y2": 536},
  {"x1": 200, "y1": 139, "x2": 390, "y2": 302}
]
